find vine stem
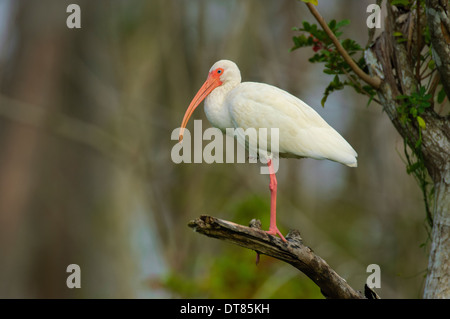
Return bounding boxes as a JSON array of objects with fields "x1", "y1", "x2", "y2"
[
  {"x1": 305, "y1": 2, "x2": 382, "y2": 89},
  {"x1": 416, "y1": 0, "x2": 421, "y2": 81}
]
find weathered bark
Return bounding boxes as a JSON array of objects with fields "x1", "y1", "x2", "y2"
[
  {"x1": 424, "y1": 177, "x2": 450, "y2": 298},
  {"x1": 424, "y1": 2, "x2": 450, "y2": 297},
  {"x1": 427, "y1": 0, "x2": 450, "y2": 98},
  {"x1": 188, "y1": 215, "x2": 369, "y2": 299}
]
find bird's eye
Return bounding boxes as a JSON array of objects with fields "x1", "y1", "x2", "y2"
[{"x1": 217, "y1": 69, "x2": 223, "y2": 74}]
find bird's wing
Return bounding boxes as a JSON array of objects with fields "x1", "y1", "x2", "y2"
[{"x1": 226, "y1": 82, "x2": 357, "y2": 166}]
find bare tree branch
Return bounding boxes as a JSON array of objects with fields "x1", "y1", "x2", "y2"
[
  {"x1": 188, "y1": 215, "x2": 370, "y2": 299},
  {"x1": 304, "y1": 2, "x2": 382, "y2": 89}
]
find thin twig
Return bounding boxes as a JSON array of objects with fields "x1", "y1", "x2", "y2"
[
  {"x1": 305, "y1": 2, "x2": 382, "y2": 89},
  {"x1": 407, "y1": 12, "x2": 414, "y2": 55},
  {"x1": 421, "y1": 69, "x2": 436, "y2": 81},
  {"x1": 428, "y1": 73, "x2": 441, "y2": 96}
]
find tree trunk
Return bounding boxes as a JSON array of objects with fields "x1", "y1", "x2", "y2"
[
  {"x1": 424, "y1": 176, "x2": 450, "y2": 298},
  {"x1": 365, "y1": 2, "x2": 450, "y2": 298},
  {"x1": 423, "y1": 0, "x2": 450, "y2": 299}
]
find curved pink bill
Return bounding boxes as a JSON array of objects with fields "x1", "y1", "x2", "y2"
[{"x1": 179, "y1": 73, "x2": 221, "y2": 142}]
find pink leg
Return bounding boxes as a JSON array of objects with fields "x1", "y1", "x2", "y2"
[{"x1": 265, "y1": 160, "x2": 287, "y2": 242}]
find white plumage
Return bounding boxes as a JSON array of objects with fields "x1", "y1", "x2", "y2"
[{"x1": 203, "y1": 60, "x2": 357, "y2": 167}]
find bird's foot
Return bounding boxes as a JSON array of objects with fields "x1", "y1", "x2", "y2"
[{"x1": 265, "y1": 227, "x2": 287, "y2": 243}]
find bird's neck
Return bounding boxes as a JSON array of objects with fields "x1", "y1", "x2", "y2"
[{"x1": 204, "y1": 82, "x2": 237, "y2": 131}]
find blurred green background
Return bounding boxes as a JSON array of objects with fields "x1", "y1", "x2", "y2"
[{"x1": 0, "y1": 0, "x2": 429, "y2": 298}]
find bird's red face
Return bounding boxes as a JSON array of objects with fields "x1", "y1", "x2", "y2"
[{"x1": 179, "y1": 68, "x2": 224, "y2": 142}]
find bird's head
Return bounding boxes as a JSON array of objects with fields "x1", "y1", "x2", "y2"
[
  {"x1": 208, "y1": 60, "x2": 241, "y2": 86},
  {"x1": 179, "y1": 60, "x2": 241, "y2": 142}
]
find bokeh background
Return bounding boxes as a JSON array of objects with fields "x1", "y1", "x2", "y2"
[{"x1": 0, "y1": 0, "x2": 430, "y2": 298}]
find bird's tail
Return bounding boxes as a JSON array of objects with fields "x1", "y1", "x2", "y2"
[{"x1": 346, "y1": 160, "x2": 358, "y2": 168}]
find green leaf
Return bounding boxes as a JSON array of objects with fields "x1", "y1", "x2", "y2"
[
  {"x1": 437, "y1": 87, "x2": 446, "y2": 103},
  {"x1": 407, "y1": 161, "x2": 422, "y2": 174},
  {"x1": 323, "y1": 69, "x2": 337, "y2": 75},
  {"x1": 417, "y1": 116, "x2": 426, "y2": 129},
  {"x1": 341, "y1": 38, "x2": 362, "y2": 52},
  {"x1": 302, "y1": 21, "x2": 311, "y2": 31},
  {"x1": 320, "y1": 95, "x2": 328, "y2": 107},
  {"x1": 321, "y1": 75, "x2": 345, "y2": 106},
  {"x1": 418, "y1": 86, "x2": 427, "y2": 95},
  {"x1": 415, "y1": 137, "x2": 422, "y2": 149},
  {"x1": 336, "y1": 19, "x2": 350, "y2": 29},
  {"x1": 301, "y1": 0, "x2": 318, "y2": 5},
  {"x1": 424, "y1": 25, "x2": 432, "y2": 45},
  {"x1": 328, "y1": 19, "x2": 336, "y2": 31},
  {"x1": 391, "y1": 0, "x2": 410, "y2": 7},
  {"x1": 366, "y1": 95, "x2": 375, "y2": 107},
  {"x1": 396, "y1": 94, "x2": 409, "y2": 100}
]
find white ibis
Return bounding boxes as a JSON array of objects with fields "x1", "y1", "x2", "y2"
[{"x1": 179, "y1": 60, "x2": 357, "y2": 242}]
